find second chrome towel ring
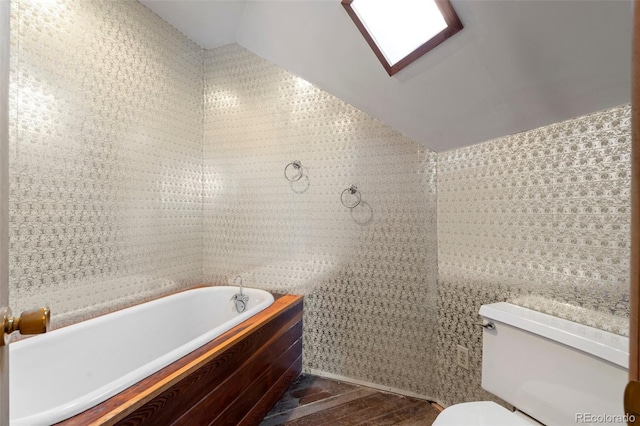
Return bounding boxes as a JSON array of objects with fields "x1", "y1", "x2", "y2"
[
  {"x1": 284, "y1": 160, "x2": 303, "y2": 182},
  {"x1": 341, "y1": 185, "x2": 361, "y2": 209}
]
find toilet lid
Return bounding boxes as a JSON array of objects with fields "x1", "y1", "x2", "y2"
[{"x1": 433, "y1": 401, "x2": 539, "y2": 426}]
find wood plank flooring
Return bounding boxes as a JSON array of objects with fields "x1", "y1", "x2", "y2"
[{"x1": 260, "y1": 374, "x2": 440, "y2": 426}]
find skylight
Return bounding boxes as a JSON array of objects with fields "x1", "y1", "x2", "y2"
[{"x1": 342, "y1": 0, "x2": 463, "y2": 76}]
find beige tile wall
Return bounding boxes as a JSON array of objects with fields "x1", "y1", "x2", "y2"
[
  {"x1": 200, "y1": 44, "x2": 631, "y2": 405},
  {"x1": 9, "y1": 0, "x2": 204, "y2": 327},
  {"x1": 436, "y1": 105, "x2": 631, "y2": 405},
  {"x1": 202, "y1": 44, "x2": 440, "y2": 398}
]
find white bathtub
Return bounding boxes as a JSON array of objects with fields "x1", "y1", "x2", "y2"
[{"x1": 9, "y1": 286, "x2": 274, "y2": 426}]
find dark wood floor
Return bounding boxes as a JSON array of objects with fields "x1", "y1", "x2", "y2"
[{"x1": 260, "y1": 374, "x2": 440, "y2": 425}]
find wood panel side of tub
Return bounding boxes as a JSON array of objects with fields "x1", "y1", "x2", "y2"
[{"x1": 58, "y1": 294, "x2": 303, "y2": 426}]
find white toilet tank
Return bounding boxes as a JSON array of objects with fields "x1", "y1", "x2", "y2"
[{"x1": 480, "y1": 303, "x2": 629, "y2": 425}]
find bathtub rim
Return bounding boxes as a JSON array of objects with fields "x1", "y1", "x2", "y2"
[
  {"x1": 56, "y1": 293, "x2": 302, "y2": 426},
  {"x1": 10, "y1": 285, "x2": 276, "y2": 425},
  {"x1": 14, "y1": 284, "x2": 215, "y2": 335}
]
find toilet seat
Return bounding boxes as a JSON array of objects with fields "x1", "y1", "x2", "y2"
[{"x1": 433, "y1": 401, "x2": 540, "y2": 426}]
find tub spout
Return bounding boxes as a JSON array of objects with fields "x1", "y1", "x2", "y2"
[{"x1": 231, "y1": 276, "x2": 249, "y2": 313}]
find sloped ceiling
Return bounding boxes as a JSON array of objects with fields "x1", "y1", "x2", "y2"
[
  {"x1": 140, "y1": 0, "x2": 247, "y2": 48},
  {"x1": 141, "y1": 0, "x2": 632, "y2": 152}
]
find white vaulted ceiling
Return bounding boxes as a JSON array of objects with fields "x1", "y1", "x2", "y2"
[
  {"x1": 140, "y1": 0, "x2": 632, "y2": 152},
  {"x1": 140, "y1": 0, "x2": 248, "y2": 48}
]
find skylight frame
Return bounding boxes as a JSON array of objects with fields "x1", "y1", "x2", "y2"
[{"x1": 342, "y1": 0, "x2": 463, "y2": 76}]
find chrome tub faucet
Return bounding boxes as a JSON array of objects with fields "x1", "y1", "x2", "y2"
[{"x1": 231, "y1": 275, "x2": 249, "y2": 313}]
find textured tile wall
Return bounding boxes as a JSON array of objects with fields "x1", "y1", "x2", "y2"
[
  {"x1": 436, "y1": 105, "x2": 631, "y2": 406},
  {"x1": 203, "y1": 44, "x2": 439, "y2": 398},
  {"x1": 9, "y1": 0, "x2": 204, "y2": 327}
]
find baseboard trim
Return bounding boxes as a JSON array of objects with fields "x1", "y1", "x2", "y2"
[{"x1": 306, "y1": 368, "x2": 445, "y2": 408}]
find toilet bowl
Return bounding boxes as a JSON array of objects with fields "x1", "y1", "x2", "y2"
[
  {"x1": 434, "y1": 401, "x2": 540, "y2": 425},
  {"x1": 433, "y1": 303, "x2": 629, "y2": 426}
]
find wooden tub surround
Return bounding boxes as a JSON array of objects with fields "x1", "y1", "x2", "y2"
[{"x1": 58, "y1": 294, "x2": 303, "y2": 426}]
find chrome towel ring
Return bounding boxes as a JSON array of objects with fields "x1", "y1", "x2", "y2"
[
  {"x1": 284, "y1": 160, "x2": 303, "y2": 182},
  {"x1": 341, "y1": 185, "x2": 361, "y2": 209}
]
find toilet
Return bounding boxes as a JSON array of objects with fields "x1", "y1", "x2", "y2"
[{"x1": 434, "y1": 302, "x2": 629, "y2": 425}]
